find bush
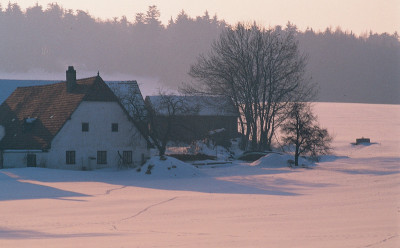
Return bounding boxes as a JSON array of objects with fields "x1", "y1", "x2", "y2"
[{"x1": 145, "y1": 164, "x2": 154, "y2": 174}]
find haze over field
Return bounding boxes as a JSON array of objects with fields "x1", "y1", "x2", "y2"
[{"x1": 0, "y1": 2, "x2": 399, "y2": 104}]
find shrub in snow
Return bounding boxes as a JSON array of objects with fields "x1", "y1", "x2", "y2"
[
  {"x1": 287, "y1": 159, "x2": 295, "y2": 167},
  {"x1": 145, "y1": 164, "x2": 154, "y2": 174}
]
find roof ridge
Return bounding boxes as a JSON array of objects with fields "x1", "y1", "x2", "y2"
[
  {"x1": 14, "y1": 81, "x2": 64, "y2": 89},
  {"x1": 13, "y1": 75, "x2": 99, "y2": 90},
  {"x1": 75, "y1": 75, "x2": 98, "y2": 82},
  {"x1": 112, "y1": 80, "x2": 138, "y2": 83},
  {"x1": 55, "y1": 75, "x2": 98, "y2": 84}
]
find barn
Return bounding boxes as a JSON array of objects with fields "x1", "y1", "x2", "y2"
[{"x1": 145, "y1": 95, "x2": 239, "y2": 144}]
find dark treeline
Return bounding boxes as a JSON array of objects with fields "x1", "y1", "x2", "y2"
[
  {"x1": 0, "y1": 3, "x2": 225, "y2": 84},
  {"x1": 297, "y1": 28, "x2": 400, "y2": 104},
  {"x1": 0, "y1": 3, "x2": 399, "y2": 104}
]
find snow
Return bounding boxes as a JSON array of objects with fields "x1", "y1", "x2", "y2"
[
  {"x1": 0, "y1": 102, "x2": 399, "y2": 247},
  {"x1": 251, "y1": 152, "x2": 312, "y2": 167},
  {"x1": 138, "y1": 156, "x2": 202, "y2": 178},
  {"x1": 166, "y1": 140, "x2": 235, "y2": 161},
  {"x1": 25, "y1": 117, "x2": 37, "y2": 124}
]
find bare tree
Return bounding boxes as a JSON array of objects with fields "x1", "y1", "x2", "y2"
[
  {"x1": 146, "y1": 92, "x2": 200, "y2": 156},
  {"x1": 109, "y1": 81, "x2": 151, "y2": 166},
  {"x1": 188, "y1": 22, "x2": 315, "y2": 151},
  {"x1": 281, "y1": 102, "x2": 332, "y2": 166},
  {"x1": 111, "y1": 82, "x2": 200, "y2": 157}
]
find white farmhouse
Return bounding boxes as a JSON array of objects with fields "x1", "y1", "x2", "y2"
[{"x1": 0, "y1": 66, "x2": 150, "y2": 170}]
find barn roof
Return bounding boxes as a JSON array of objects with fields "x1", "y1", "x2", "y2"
[
  {"x1": 0, "y1": 75, "x2": 119, "y2": 150},
  {"x1": 145, "y1": 95, "x2": 238, "y2": 117}
]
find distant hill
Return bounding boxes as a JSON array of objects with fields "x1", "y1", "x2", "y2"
[{"x1": 297, "y1": 30, "x2": 400, "y2": 104}]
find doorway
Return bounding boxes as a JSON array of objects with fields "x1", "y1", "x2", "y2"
[
  {"x1": 27, "y1": 154, "x2": 37, "y2": 167},
  {"x1": 0, "y1": 150, "x2": 3, "y2": 168}
]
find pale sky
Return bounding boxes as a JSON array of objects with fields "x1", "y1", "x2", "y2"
[{"x1": 2, "y1": 0, "x2": 399, "y2": 34}]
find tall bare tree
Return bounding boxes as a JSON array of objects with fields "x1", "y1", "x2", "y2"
[{"x1": 188, "y1": 22, "x2": 315, "y2": 150}]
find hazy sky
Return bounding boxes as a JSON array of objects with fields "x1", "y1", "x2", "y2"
[{"x1": 2, "y1": 0, "x2": 399, "y2": 34}]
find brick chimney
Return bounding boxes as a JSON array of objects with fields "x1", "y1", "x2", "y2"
[{"x1": 66, "y1": 66, "x2": 76, "y2": 92}]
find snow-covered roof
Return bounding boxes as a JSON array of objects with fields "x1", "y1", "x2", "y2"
[
  {"x1": 108, "y1": 81, "x2": 147, "y2": 121},
  {"x1": 146, "y1": 95, "x2": 238, "y2": 117}
]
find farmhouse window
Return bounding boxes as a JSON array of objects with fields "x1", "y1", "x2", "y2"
[
  {"x1": 112, "y1": 123, "x2": 118, "y2": 132},
  {"x1": 123, "y1": 151, "x2": 132, "y2": 164},
  {"x1": 66, "y1": 151, "x2": 76, "y2": 164},
  {"x1": 97, "y1": 151, "x2": 107, "y2": 164},
  {"x1": 82, "y1": 122, "x2": 89, "y2": 132}
]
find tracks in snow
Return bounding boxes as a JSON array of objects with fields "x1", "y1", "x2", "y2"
[
  {"x1": 362, "y1": 234, "x2": 399, "y2": 248},
  {"x1": 119, "y1": 197, "x2": 178, "y2": 222},
  {"x1": 103, "y1": 185, "x2": 127, "y2": 195}
]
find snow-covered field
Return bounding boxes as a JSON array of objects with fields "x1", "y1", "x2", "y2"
[{"x1": 0, "y1": 102, "x2": 399, "y2": 247}]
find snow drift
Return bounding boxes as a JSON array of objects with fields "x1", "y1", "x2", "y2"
[
  {"x1": 138, "y1": 156, "x2": 202, "y2": 178},
  {"x1": 251, "y1": 153, "x2": 311, "y2": 167}
]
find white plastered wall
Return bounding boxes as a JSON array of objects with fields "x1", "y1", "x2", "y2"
[
  {"x1": 46, "y1": 101, "x2": 149, "y2": 170},
  {"x1": 2, "y1": 151, "x2": 47, "y2": 168}
]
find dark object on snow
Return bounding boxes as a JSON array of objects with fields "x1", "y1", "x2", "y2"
[
  {"x1": 169, "y1": 153, "x2": 216, "y2": 161},
  {"x1": 145, "y1": 164, "x2": 154, "y2": 174},
  {"x1": 237, "y1": 151, "x2": 271, "y2": 162},
  {"x1": 356, "y1": 137, "x2": 370, "y2": 145}
]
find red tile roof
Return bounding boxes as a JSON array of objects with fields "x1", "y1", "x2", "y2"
[{"x1": 0, "y1": 76, "x2": 119, "y2": 150}]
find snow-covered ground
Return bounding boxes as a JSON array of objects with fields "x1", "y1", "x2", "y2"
[{"x1": 0, "y1": 102, "x2": 399, "y2": 247}]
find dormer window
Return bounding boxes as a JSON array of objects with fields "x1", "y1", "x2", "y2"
[
  {"x1": 112, "y1": 123, "x2": 118, "y2": 132},
  {"x1": 82, "y1": 122, "x2": 89, "y2": 132},
  {"x1": 23, "y1": 117, "x2": 37, "y2": 132}
]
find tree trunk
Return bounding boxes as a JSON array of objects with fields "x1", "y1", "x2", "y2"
[{"x1": 294, "y1": 144, "x2": 299, "y2": 166}]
